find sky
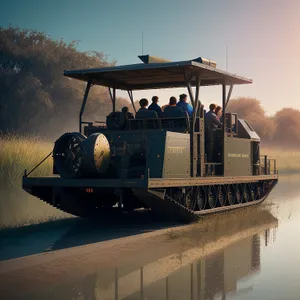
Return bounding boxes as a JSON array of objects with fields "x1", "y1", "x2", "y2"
[{"x1": 1, "y1": 0, "x2": 299, "y2": 115}]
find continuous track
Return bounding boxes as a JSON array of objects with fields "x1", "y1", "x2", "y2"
[
  {"x1": 133, "y1": 180, "x2": 277, "y2": 222},
  {"x1": 28, "y1": 179, "x2": 277, "y2": 223}
]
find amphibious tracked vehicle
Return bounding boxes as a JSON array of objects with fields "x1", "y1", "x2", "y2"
[{"x1": 22, "y1": 55, "x2": 278, "y2": 222}]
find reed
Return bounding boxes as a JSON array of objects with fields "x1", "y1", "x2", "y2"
[{"x1": 0, "y1": 133, "x2": 69, "y2": 229}]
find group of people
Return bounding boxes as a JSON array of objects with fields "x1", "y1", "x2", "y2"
[
  {"x1": 137, "y1": 95, "x2": 224, "y2": 129},
  {"x1": 137, "y1": 94, "x2": 193, "y2": 117},
  {"x1": 136, "y1": 95, "x2": 223, "y2": 162},
  {"x1": 205, "y1": 103, "x2": 223, "y2": 130}
]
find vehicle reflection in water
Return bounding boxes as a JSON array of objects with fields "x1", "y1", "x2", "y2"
[
  {"x1": 96, "y1": 232, "x2": 274, "y2": 300},
  {"x1": 30, "y1": 210, "x2": 277, "y2": 300}
]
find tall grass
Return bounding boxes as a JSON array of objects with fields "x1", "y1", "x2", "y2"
[
  {"x1": 0, "y1": 133, "x2": 70, "y2": 229},
  {"x1": 0, "y1": 133, "x2": 53, "y2": 188}
]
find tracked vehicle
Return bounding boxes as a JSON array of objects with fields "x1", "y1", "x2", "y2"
[{"x1": 22, "y1": 55, "x2": 278, "y2": 222}]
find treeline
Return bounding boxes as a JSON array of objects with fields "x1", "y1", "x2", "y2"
[
  {"x1": 0, "y1": 26, "x2": 130, "y2": 138},
  {"x1": 0, "y1": 27, "x2": 298, "y2": 148},
  {"x1": 227, "y1": 97, "x2": 300, "y2": 149}
]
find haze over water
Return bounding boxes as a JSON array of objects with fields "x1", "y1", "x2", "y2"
[{"x1": 0, "y1": 175, "x2": 299, "y2": 300}]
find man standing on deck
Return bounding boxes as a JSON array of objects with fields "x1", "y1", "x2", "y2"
[
  {"x1": 205, "y1": 103, "x2": 222, "y2": 162},
  {"x1": 176, "y1": 94, "x2": 193, "y2": 117}
]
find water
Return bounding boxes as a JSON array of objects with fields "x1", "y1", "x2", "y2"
[{"x1": 0, "y1": 175, "x2": 300, "y2": 300}]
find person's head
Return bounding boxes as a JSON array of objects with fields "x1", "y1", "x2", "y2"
[
  {"x1": 169, "y1": 96, "x2": 177, "y2": 106},
  {"x1": 152, "y1": 96, "x2": 159, "y2": 103},
  {"x1": 209, "y1": 103, "x2": 217, "y2": 112},
  {"x1": 215, "y1": 106, "x2": 222, "y2": 116},
  {"x1": 122, "y1": 106, "x2": 129, "y2": 113},
  {"x1": 139, "y1": 98, "x2": 148, "y2": 108},
  {"x1": 179, "y1": 94, "x2": 188, "y2": 102}
]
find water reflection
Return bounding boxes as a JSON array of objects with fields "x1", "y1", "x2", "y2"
[
  {"x1": 94, "y1": 230, "x2": 275, "y2": 300},
  {"x1": 13, "y1": 209, "x2": 277, "y2": 300}
]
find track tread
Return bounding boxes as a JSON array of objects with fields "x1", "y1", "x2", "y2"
[{"x1": 27, "y1": 179, "x2": 278, "y2": 222}]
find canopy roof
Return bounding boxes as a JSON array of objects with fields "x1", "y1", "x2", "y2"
[{"x1": 64, "y1": 59, "x2": 252, "y2": 90}]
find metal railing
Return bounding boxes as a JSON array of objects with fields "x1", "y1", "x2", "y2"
[{"x1": 260, "y1": 155, "x2": 278, "y2": 175}]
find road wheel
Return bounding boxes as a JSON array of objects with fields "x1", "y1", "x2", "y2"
[
  {"x1": 217, "y1": 185, "x2": 226, "y2": 207},
  {"x1": 248, "y1": 184, "x2": 256, "y2": 201},
  {"x1": 242, "y1": 184, "x2": 249, "y2": 203},
  {"x1": 195, "y1": 186, "x2": 206, "y2": 211},
  {"x1": 235, "y1": 184, "x2": 242, "y2": 204},
  {"x1": 257, "y1": 183, "x2": 262, "y2": 199},
  {"x1": 184, "y1": 188, "x2": 194, "y2": 210},
  {"x1": 227, "y1": 185, "x2": 234, "y2": 205},
  {"x1": 207, "y1": 186, "x2": 217, "y2": 209}
]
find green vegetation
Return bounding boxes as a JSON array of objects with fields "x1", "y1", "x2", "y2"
[
  {"x1": 0, "y1": 133, "x2": 53, "y2": 188},
  {"x1": 0, "y1": 133, "x2": 70, "y2": 229},
  {"x1": 0, "y1": 26, "x2": 130, "y2": 138}
]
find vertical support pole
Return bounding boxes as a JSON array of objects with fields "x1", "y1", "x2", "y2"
[
  {"x1": 79, "y1": 79, "x2": 92, "y2": 133},
  {"x1": 185, "y1": 73, "x2": 202, "y2": 178},
  {"x1": 224, "y1": 84, "x2": 233, "y2": 110},
  {"x1": 193, "y1": 77, "x2": 200, "y2": 177},
  {"x1": 186, "y1": 77, "x2": 196, "y2": 177},
  {"x1": 127, "y1": 90, "x2": 137, "y2": 113},
  {"x1": 264, "y1": 155, "x2": 268, "y2": 175},
  {"x1": 195, "y1": 75, "x2": 205, "y2": 177},
  {"x1": 113, "y1": 86, "x2": 116, "y2": 112},
  {"x1": 109, "y1": 87, "x2": 113, "y2": 103},
  {"x1": 222, "y1": 83, "x2": 226, "y2": 176}
]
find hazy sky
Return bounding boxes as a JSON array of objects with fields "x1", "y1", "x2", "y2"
[{"x1": 1, "y1": 0, "x2": 299, "y2": 115}]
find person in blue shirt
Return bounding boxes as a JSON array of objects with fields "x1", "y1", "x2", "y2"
[
  {"x1": 148, "y1": 96, "x2": 163, "y2": 117},
  {"x1": 176, "y1": 94, "x2": 193, "y2": 117}
]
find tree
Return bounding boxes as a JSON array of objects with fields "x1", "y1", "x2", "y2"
[
  {"x1": 0, "y1": 26, "x2": 130, "y2": 137},
  {"x1": 226, "y1": 97, "x2": 276, "y2": 142},
  {"x1": 272, "y1": 108, "x2": 300, "y2": 148}
]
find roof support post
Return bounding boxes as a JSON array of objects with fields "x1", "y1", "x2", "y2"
[
  {"x1": 185, "y1": 72, "x2": 202, "y2": 177},
  {"x1": 113, "y1": 86, "x2": 116, "y2": 112},
  {"x1": 79, "y1": 79, "x2": 92, "y2": 133},
  {"x1": 194, "y1": 74, "x2": 205, "y2": 177},
  {"x1": 185, "y1": 74, "x2": 196, "y2": 177},
  {"x1": 222, "y1": 83, "x2": 226, "y2": 176},
  {"x1": 185, "y1": 71, "x2": 195, "y2": 108},
  {"x1": 108, "y1": 87, "x2": 116, "y2": 112},
  {"x1": 127, "y1": 90, "x2": 137, "y2": 113},
  {"x1": 108, "y1": 88, "x2": 113, "y2": 103},
  {"x1": 224, "y1": 83, "x2": 233, "y2": 110}
]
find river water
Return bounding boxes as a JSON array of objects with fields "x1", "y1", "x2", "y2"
[{"x1": 0, "y1": 174, "x2": 299, "y2": 300}]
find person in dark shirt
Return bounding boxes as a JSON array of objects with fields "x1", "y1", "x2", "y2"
[
  {"x1": 176, "y1": 94, "x2": 193, "y2": 117},
  {"x1": 148, "y1": 96, "x2": 162, "y2": 116},
  {"x1": 138, "y1": 98, "x2": 149, "y2": 111},
  {"x1": 205, "y1": 103, "x2": 222, "y2": 162},
  {"x1": 205, "y1": 103, "x2": 222, "y2": 129},
  {"x1": 162, "y1": 96, "x2": 177, "y2": 111}
]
